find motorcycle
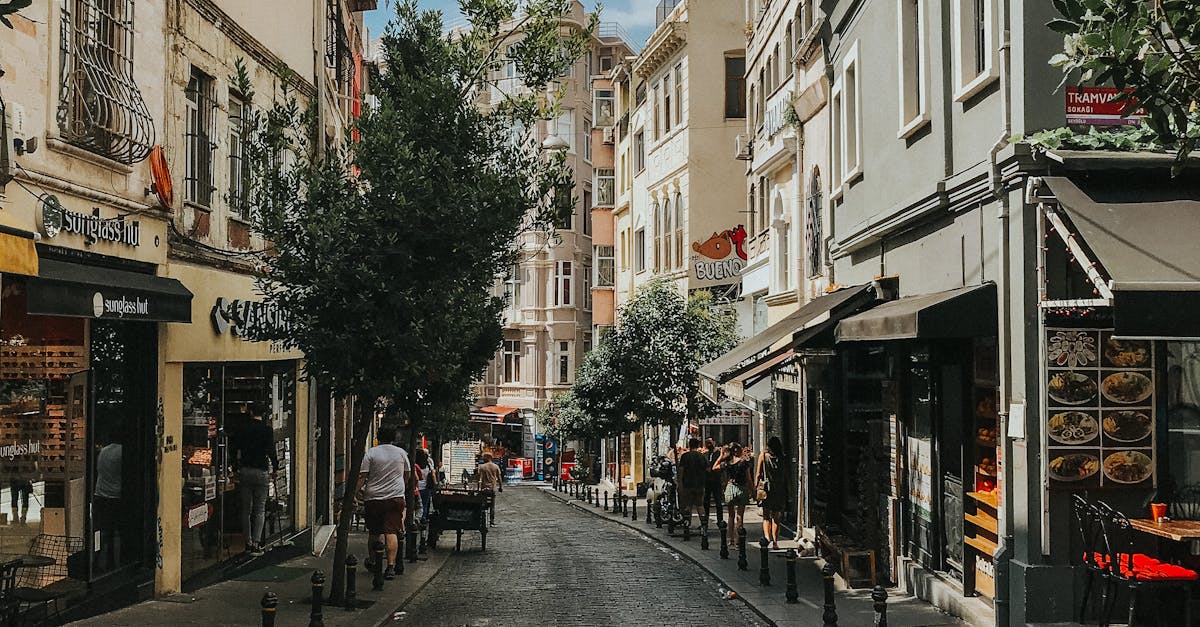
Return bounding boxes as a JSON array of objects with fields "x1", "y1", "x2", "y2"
[{"x1": 645, "y1": 456, "x2": 684, "y2": 527}]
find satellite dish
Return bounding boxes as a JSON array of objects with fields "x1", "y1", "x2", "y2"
[{"x1": 149, "y1": 145, "x2": 174, "y2": 209}]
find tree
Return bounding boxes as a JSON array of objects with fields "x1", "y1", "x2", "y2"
[
  {"x1": 0, "y1": 0, "x2": 31, "y2": 29},
  {"x1": 241, "y1": 0, "x2": 594, "y2": 599},
  {"x1": 1048, "y1": 0, "x2": 1200, "y2": 165}
]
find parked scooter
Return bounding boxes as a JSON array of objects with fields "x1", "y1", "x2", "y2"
[{"x1": 645, "y1": 455, "x2": 683, "y2": 526}]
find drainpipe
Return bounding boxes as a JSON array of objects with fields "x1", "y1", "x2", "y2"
[{"x1": 987, "y1": 1, "x2": 1014, "y2": 625}]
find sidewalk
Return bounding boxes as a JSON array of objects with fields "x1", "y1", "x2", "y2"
[
  {"x1": 543, "y1": 486, "x2": 967, "y2": 627},
  {"x1": 70, "y1": 530, "x2": 449, "y2": 627}
]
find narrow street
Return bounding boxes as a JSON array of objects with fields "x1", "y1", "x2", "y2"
[{"x1": 396, "y1": 486, "x2": 768, "y2": 626}]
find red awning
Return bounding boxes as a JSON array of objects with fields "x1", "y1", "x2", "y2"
[{"x1": 469, "y1": 406, "x2": 520, "y2": 424}]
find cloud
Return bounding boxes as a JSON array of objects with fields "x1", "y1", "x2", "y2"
[{"x1": 598, "y1": 0, "x2": 657, "y2": 31}]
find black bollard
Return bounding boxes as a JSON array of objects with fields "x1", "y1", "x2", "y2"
[
  {"x1": 822, "y1": 562, "x2": 838, "y2": 627},
  {"x1": 308, "y1": 570, "x2": 325, "y2": 627},
  {"x1": 604, "y1": 491, "x2": 609, "y2": 511},
  {"x1": 667, "y1": 511, "x2": 676, "y2": 536},
  {"x1": 261, "y1": 589, "x2": 277, "y2": 627},
  {"x1": 682, "y1": 516, "x2": 691, "y2": 541},
  {"x1": 736, "y1": 527, "x2": 748, "y2": 571},
  {"x1": 700, "y1": 523, "x2": 710, "y2": 550},
  {"x1": 344, "y1": 555, "x2": 358, "y2": 610},
  {"x1": 785, "y1": 549, "x2": 799, "y2": 604},
  {"x1": 622, "y1": 495, "x2": 629, "y2": 518},
  {"x1": 407, "y1": 518, "x2": 419, "y2": 564},
  {"x1": 655, "y1": 502, "x2": 663, "y2": 528},
  {"x1": 758, "y1": 538, "x2": 771, "y2": 586},
  {"x1": 371, "y1": 540, "x2": 385, "y2": 591},
  {"x1": 872, "y1": 585, "x2": 888, "y2": 627},
  {"x1": 632, "y1": 495, "x2": 638, "y2": 521},
  {"x1": 719, "y1": 521, "x2": 730, "y2": 559},
  {"x1": 593, "y1": 488, "x2": 599, "y2": 508}
]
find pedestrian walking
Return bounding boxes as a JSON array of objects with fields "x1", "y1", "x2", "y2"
[
  {"x1": 358, "y1": 425, "x2": 411, "y2": 580},
  {"x1": 756, "y1": 436, "x2": 788, "y2": 550},
  {"x1": 676, "y1": 438, "x2": 708, "y2": 530},
  {"x1": 475, "y1": 452, "x2": 502, "y2": 525},
  {"x1": 232, "y1": 409, "x2": 278, "y2": 556},
  {"x1": 713, "y1": 442, "x2": 752, "y2": 544},
  {"x1": 413, "y1": 448, "x2": 437, "y2": 523},
  {"x1": 703, "y1": 438, "x2": 724, "y2": 525}
]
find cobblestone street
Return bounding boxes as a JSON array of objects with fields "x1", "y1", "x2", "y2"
[{"x1": 396, "y1": 486, "x2": 768, "y2": 627}]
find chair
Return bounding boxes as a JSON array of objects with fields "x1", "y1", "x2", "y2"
[
  {"x1": 1096, "y1": 502, "x2": 1196, "y2": 627},
  {"x1": 1074, "y1": 494, "x2": 1108, "y2": 623},
  {"x1": 11, "y1": 535, "x2": 87, "y2": 625},
  {"x1": 1171, "y1": 484, "x2": 1200, "y2": 521}
]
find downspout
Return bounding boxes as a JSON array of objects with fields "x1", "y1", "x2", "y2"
[{"x1": 988, "y1": 0, "x2": 1013, "y2": 624}]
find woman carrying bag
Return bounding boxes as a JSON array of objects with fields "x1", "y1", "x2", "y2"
[
  {"x1": 756, "y1": 436, "x2": 787, "y2": 550},
  {"x1": 713, "y1": 442, "x2": 753, "y2": 545}
]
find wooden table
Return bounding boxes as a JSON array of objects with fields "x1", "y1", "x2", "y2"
[{"x1": 1130, "y1": 519, "x2": 1200, "y2": 542}]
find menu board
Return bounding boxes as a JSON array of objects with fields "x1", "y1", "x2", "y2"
[{"x1": 1045, "y1": 328, "x2": 1155, "y2": 488}]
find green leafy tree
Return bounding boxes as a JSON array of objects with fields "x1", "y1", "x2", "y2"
[
  {"x1": 0, "y1": 0, "x2": 31, "y2": 29},
  {"x1": 1048, "y1": 0, "x2": 1200, "y2": 165},
  {"x1": 240, "y1": 0, "x2": 594, "y2": 599}
]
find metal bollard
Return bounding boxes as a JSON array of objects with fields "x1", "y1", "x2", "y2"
[
  {"x1": 622, "y1": 495, "x2": 629, "y2": 518},
  {"x1": 719, "y1": 521, "x2": 730, "y2": 559},
  {"x1": 682, "y1": 516, "x2": 691, "y2": 541},
  {"x1": 872, "y1": 585, "x2": 888, "y2": 627},
  {"x1": 700, "y1": 523, "x2": 710, "y2": 550},
  {"x1": 308, "y1": 570, "x2": 325, "y2": 627},
  {"x1": 822, "y1": 562, "x2": 838, "y2": 627},
  {"x1": 667, "y1": 511, "x2": 676, "y2": 536},
  {"x1": 632, "y1": 495, "x2": 638, "y2": 521},
  {"x1": 736, "y1": 527, "x2": 748, "y2": 571},
  {"x1": 396, "y1": 526, "x2": 406, "y2": 575},
  {"x1": 655, "y1": 503, "x2": 663, "y2": 528},
  {"x1": 604, "y1": 491, "x2": 609, "y2": 511},
  {"x1": 261, "y1": 589, "x2": 277, "y2": 627},
  {"x1": 758, "y1": 538, "x2": 771, "y2": 586},
  {"x1": 593, "y1": 487, "x2": 599, "y2": 508},
  {"x1": 371, "y1": 540, "x2": 385, "y2": 591},
  {"x1": 785, "y1": 549, "x2": 799, "y2": 604},
  {"x1": 344, "y1": 555, "x2": 358, "y2": 610}
]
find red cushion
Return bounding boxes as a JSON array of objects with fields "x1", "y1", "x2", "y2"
[
  {"x1": 1121, "y1": 562, "x2": 1199, "y2": 581},
  {"x1": 1085, "y1": 552, "x2": 1162, "y2": 568}
]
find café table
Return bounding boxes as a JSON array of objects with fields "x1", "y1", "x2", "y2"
[{"x1": 1131, "y1": 519, "x2": 1200, "y2": 561}]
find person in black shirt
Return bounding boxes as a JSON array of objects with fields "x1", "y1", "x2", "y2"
[
  {"x1": 703, "y1": 438, "x2": 724, "y2": 525},
  {"x1": 233, "y1": 409, "x2": 278, "y2": 556}
]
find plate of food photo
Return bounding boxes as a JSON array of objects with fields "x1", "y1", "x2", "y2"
[
  {"x1": 1048, "y1": 411, "x2": 1099, "y2": 445},
  {"x1": 1102, "y1": 411, "x2": 1152, "y2": 443},
  {"x1": 1048, "y1": 372, "x2": 1098, "y2": 405},
  {"x1": 1049, "y1": 453, "x2": 1100, "y2": 482},
  {"x1": 1101, "y1": 372, "x2": 1153, "y2": 405},
  {"x1": 1102, "y1": 451, "x2": 1153, "y2": 485},
  {"x1": 1103, "y1": 337, "x2": 1151, "y2": 368}
]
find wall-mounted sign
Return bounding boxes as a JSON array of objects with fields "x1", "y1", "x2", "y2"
[
  {"x1": 94, "y1": 292, "x2": 149, "y2": 318},
  {"x1": 39, "y1": 195, "x2": 141, "y2": 246},
  {"x1": 690, "y1": 225, "x2": 748, "y2": 289},
  {"x1": 763, "y1": 90, "x2": 795, "y2": 139},
  {"x1": 699, "y1": 403, "x2": 753, "y2": 425},
  {"x1": 212, "y1": 297, "x2": 293, "y2": 341},
  {"x1": 1066, "y1": 87, "x2": 1146, "y2": 127}
]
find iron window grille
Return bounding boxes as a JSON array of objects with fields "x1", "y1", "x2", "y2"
[
  {"x1": 326, "y1": 0, "x2": 355, "y2": 95},
  {"x1": 58, "y1": 0, "x2": 154, "y2": 164},
  {"x1": 227, "y1": 95, "x2": 250, "y2": 218},
  {"x1": 806, "y1": 171, "x2": 824, "y2": 277},
  {"x1": 184, "y1": 68, "x2": 217, "y2": 208}
]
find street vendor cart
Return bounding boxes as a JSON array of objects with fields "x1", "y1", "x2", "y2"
[{"x1": 428, "y1": 487, "x2": 493, "y2": 551}]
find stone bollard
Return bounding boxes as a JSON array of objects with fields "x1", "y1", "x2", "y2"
[
  {"x1": 736, "y1": 527, "x2": 748, "y2": 571},
  {"x1": 261, "y1": 589, "x2": 277, "y2": 627},
  {"x1": 758, "y1": 538, "x2": 771, "y2": 586},
  {"x1": 344, "y1": 555, "x2": 358, "y2": 610},
  {"x1": 371, "y1": 540, "x2": 385, "y2": 591},
  {"x1": 700, "y1": 523, "x2": 710, "y2": 550},
  {"x1": 308, "y1": 570, "x2": 325, "y2": 627},
  {"x1": 719, "y1": 521, "x2": 730, "y2": 559},
  {"x1": 872, "y1": 585, "x2": 888, "y2": 627},
  {"x1": 632, "y1": 495, "x2": 638, "y2": 521},
  {"x1": 604, "y1": 491, "x2": 609, "y2": 511},
  {"x1": 822, "y1": 562, "x2": 838, "y2": 627},
  {"x1": 785, "y1": 549, "x2": 799, "y2": 604}
]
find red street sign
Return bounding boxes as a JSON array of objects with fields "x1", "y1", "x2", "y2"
[{"x1": 1066, "y1": 87, "x2": 1145, "y2": 126}]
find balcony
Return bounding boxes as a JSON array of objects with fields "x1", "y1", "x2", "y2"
[
  {"x1": 656, "y1": 0, "x2": 679, "y2": 28},
  {"x1": 598, "y1": 22, "x2": 642, "y2": 54},
  {"x1": 594, "y1": 171, "x2": 615, "y2": 207}
]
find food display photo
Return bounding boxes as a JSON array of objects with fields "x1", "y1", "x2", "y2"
[{"x1": 1045, "y1": 329, "x2": 1156, "y2": 488}]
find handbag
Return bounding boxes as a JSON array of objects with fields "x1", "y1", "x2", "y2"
[
  {"x1": 724, "y1": 481, "x2": 745, "y2": 502},
  {"x1": 756, "y1": 482, "x2": 768, "y2": 502}
]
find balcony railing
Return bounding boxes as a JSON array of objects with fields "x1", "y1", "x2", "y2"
[
  {"x1": 598, "y1": 22, "x2": 642, "y2": 53},
  {"x1": 656, "y1": 0, "x2": 679, "y2": 28}
]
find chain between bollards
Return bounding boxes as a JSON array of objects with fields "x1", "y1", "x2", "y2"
[
  {"x1": 758, "y1": 537, "x2": 771, "y2": 586},
  {"x1": 261, "y1": 589, "x2": 277, "y2": 627},
  {"x1": 872, "y1": 585, "x2": 888, "y2": 627},
  {"x1": 822, "y1": 562, "x2": 838, "y2": 627},
  {"x1": 371, "y1": 540, "x2": 385, "y2": 591},
  {"x1": 785, "y1": 548, "x2": 799, "y2": 603},
  {"x1": 308, "y1": 570, "x2": 325, "y2": 627},
  {"x1": 719, "y1": 521, "x2": 729, "y2": 559},
  {"x1": 344, "y1": 555, "x2": 357, "y2": 610},
  {"x1": 736, "y1": 527, "x2": 748, "y2": 571}
]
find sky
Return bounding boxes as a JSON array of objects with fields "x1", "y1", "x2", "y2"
[{"x1": 362, "y1": 0, "x2": 657, "y2": 47}]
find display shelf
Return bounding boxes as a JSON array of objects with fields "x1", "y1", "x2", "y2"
[
  {"x1": 968, "y1": 491, "x2": 998, "y2": 509},
  {"x1": 965, "y1": 511, "x2": 999, "y2": 534},
  {"x1": 964, "y1": 534, "x2": 997, "y2": 555}
]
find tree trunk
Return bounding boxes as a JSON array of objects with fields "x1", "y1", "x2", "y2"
[{"x1": 328, "y1": 394, "x2": 374, "y2": 603}]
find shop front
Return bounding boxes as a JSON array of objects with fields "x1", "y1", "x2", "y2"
[{"x1": 160, "y1": 262, "x2": 309, "y2": 592}]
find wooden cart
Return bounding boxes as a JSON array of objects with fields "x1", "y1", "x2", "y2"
[{"x1": 428, "y1": 487, "x2": 493, "y2": 551}]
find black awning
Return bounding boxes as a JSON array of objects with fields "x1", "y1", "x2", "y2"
[
  {"x1": 27, "y1": 258, "x2": 193, "y2": 323},
  {"x1": 836, "y1": 283, "x2": 996, "y2": 342},
  {"x1": 1042, "y1": 176, "x2": 1200, "y2": 338}
]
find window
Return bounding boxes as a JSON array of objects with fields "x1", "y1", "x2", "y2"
[
  {"x1": 554, "y1": 261, "x2": 574, "y2": 306},
  {"x1": 951, "y1": 0, "x2": 997, "y2": 101},
  {"x1": 554, "y1": 184, "x2": 574, "y2": 230},
  {"x1": 594, "y1": 89, "x2": 615, "y2": 127},
  {"x1": 556, "y1": 341, "x2": 572, "y2": 385},
  {"x1": 897, "y1": 0, "x2": 930, "y2": 137},
  {"x1": 582, "y1": 191, "x2": 592, "y2": 235},
  {"x1": 757, "y1": 68, "x2": 766, "y2": 126},
  {"x1": 558, "y1": 110, "x2": 575, "y2": 152},
  {"x1": 673, "y1": 192, "x2": 684, "y2": 269},
  {"x1": 653, "y1": 201, "x2": 664, "y2": 272},
  {"x1": 725, "y1": 57, "x2": 746, "y2": 118},
  {"x1": 584, "y1": 128, "x2": 592, "y2": 161},
  {"x1": 806, "y1": 169, "x2": 824, "y2": 277},
  {"x1": 600, "y1": 56, "x2": 613, "y2": 72},
  {"x1": 595, "y1": 245, "x2": 615, "y2": 286},
  {"x1": 749, "y1": 84, "x2": 757, "y2": 128},
  {"x1": 583, "y1": 268, "x2": 592, "y2": 311},
  {"x1": 228, "y1": 94, "x2": 250, "y2": 218},
  {"x1": 786, "y1": 22, "x2": 795, "y2": 66},
  {"x1": 830, "y1": 85, "x2": 843, "y2": 193},
  {"x1": 834, "y1": 42, "x2": 863, "y2": 186},
  {"x1": 756, "y1": 177, "x2": 770, "y2": 235},
  {"x1": 505, "y1": 264, "x2": 522, "y2": 311},
  {"x1": 773, "y1": 44, "x2": 782, "y2": 86},
  {"x1": 663, "y1": 75, "x2": 672, "y2": 132},
  {"x1": 774, "y1": 205, "x2": 791, "y2": 292},
  {"x1": 503, "y1": 340, "x2": 521, "y2": 383},
  {"x1": 595, "y1": 168, "x2": 615, "y2": 206},
  {"x1": 185, "y1": 67, "x2": 216, "y2": 208},
  {"x1": 635, "y1": 82, "x2": 647, "y2": 106},
  {"x1": 583, "y1": 333, "x2": 593, "y2": 355},
  {"x1": 634, "y1": 132, "x2": 646, "y2": 173},
  {"x1": 58, "y1": 0, "x2": 153, "y2": 164},
  {"x1": 673, "y1": 64, "x2": 683, "y2": 126},
  {"x1": 505, "y1": 44, "x2": 519, "y2": 79},
  {"x1": 635, "y1": 228, "x2": 646, "y2": 272},
  {"x1": 621, "y1": 229, "x2": 630, "y2": 271},
  {"x1": 652, "y1": 85, "x2": 661, "y2": 140},
  {"x1": 661, "y1": 196, "x2": 673, "y2": 270}
]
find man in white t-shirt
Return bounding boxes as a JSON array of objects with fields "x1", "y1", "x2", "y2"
[{"x1": 357, "y1": 425, "x2": 411, "y2": 579}]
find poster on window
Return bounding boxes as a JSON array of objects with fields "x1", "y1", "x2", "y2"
[{"x1": 1044, "y1": 328, "x2": 1155, "y2": 488}]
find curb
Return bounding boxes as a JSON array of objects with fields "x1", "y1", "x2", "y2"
[
  {"x1": 374, "y1": 540, "x2": 456, "y2": 625},
  {"x1": 539, "y1": 487, "x2": 780, "y2": 627}
]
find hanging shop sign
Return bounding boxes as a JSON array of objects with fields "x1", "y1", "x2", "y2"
[
  {"x1": 690, "y1": 225, "x2": 748, "y2": 289},
  {"x1": 211, "y1": 297, "x2": 293, "y2": 341},
  {"x1": 1065, "y1": 87, "x2": 1146, "y2": 127},
  {"x1": 38, "y1": 195, "x2": 141, "y2": 246},
  {"x1": 1044, "y1": 328, "x2": 1155, "y2": 489},
  {"x1": 763, "y1": 90, "x2": 795, "y2": 139},
  {"x1": 699, "y1": 404, "x2": 753, "y2": 425}
]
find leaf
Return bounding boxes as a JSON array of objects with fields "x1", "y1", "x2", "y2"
[
  {"x1": 1048, "y1": 53, "x2": 1072, "y2": 67},
  {"x1": 1047, "y1": 19, "x2": 1081, "y2": 34}
]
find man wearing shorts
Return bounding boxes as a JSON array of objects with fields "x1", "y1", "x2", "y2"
[
  {"x1": 676, "y1": 438, "x2": 708, "y2": 531},
  {"x1": 358, "y1": 425, "x2": 411, "y2": 579}
]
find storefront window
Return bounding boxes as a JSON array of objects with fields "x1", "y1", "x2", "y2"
[
  {"x1": 1167, "y1": 342, "x2": 1200, "y2": 488},
  {"x1": 180, "y1": 361, "x2": 296, "y2": 583}
]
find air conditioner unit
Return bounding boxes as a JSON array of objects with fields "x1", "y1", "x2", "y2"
[
  {"x1": 734, "y1": 134, "x2": 752, "y2": 161},
  {"x1": 602, "y1": 127, "x2": 615, "y2": 144}
]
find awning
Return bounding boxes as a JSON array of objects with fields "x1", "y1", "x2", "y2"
[
  {"x1": 26, "y1": 258, "x2": 193, "y2": 322},
  {"x1": 836, "y1": 283, "x2": 996, "y2": 342},
  {"x1": 1042, "y1": 176, "x2": 1200, "y2": 338},
  {"x1": 469, "y1": 405, "x2": 521, "y2": 424},
  {"x1": 0, "y1": 225, "x2": 39, "y2": 276}
]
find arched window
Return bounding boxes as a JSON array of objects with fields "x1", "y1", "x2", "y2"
[
  {"x1": 652, "y1": 200, "x2": 663, "y2": 272},
  {"x1": 806, "y1": 168, "x2": 824, "y2": 277},
  {"x1": 662, "y1": 195, "x2": 674, "y2": 270},
  {"x1": 673, "y1": 192, "x2": 684, "y2": 269}
]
